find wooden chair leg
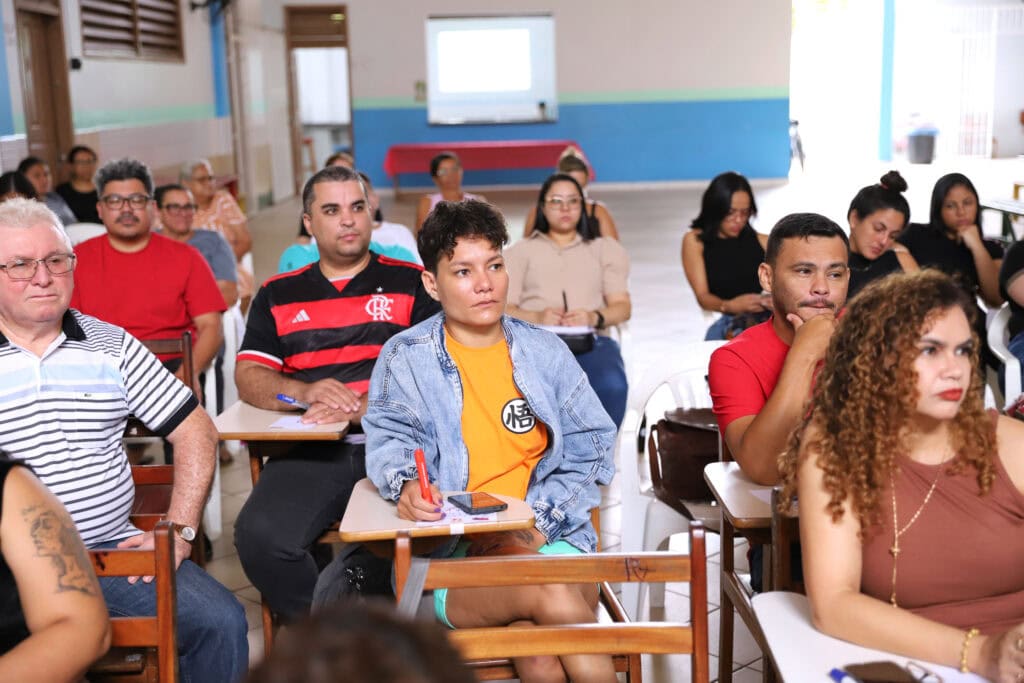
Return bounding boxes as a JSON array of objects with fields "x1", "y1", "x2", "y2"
[
  {"x1": 261, "y1": 599, "x2": 275, "y2": 655},
  {"x1": 719, "y1": 519, "x2": 735, "y2": 683}
]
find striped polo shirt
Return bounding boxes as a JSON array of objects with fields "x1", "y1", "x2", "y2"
[
  {"x1": 238, "y1": 253, "x2": 440, "y2": 395},
  {"x1": 0, "y1": 310, "x2": 197, "y2": 546}
]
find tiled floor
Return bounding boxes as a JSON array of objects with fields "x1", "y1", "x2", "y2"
[{"x1": 206, "y1": 155, "x2": 1024, "y2": 680}]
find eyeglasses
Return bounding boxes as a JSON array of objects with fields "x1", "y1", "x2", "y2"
[
  {"x1": 905, "y1": 661, "x2": 942, "y2": 683},
  {"x1": 162, "y1": 203, "x2": 196, "y2": 214},
  {"x1": 435, "y1": 167, "x2": 461, "y2": 177},
  {"x1": 545, "y1": 196, "x2": 582, "y2": 210},
  {"x1": 0, "y1": 254, "x2": 76, "y2": 280},
  {"x1": 191, "y1": 175, "x2": 216, "y2": 184},
  {"x1": 101, "y1": 193, "x2": 151, "y2": 210}
]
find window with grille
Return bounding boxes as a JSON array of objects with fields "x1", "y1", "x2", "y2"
[{"x1": 80, "y1": 0, "x2": 183, "y2": 60}]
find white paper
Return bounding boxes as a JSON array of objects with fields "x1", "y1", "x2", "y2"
[
  {"x1": 414, "y1": 499, "x2": 498, "y2": 527},
  {"x1": 537, "y1": 324, "x2": 594, "y2": 335},
  {"x1": 269, "y1": 416, "x2": 315, "y2": 430}
]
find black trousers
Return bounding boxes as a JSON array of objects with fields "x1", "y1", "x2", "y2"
[{"x1": 233, "y1": 441, "x2": 366, "y2": 621}]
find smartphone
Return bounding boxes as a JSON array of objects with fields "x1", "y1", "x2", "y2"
[{"x1": 447, "y1": 492, "x2": 508, "y2": 514}]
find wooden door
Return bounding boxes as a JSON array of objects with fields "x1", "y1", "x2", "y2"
[{"x1": 15, "y1": 3, "x2": 73, "y2": 176}]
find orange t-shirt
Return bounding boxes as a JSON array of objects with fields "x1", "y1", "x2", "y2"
[{"x1": 446, "y1": 331, "x2": 548, "y2": 500}]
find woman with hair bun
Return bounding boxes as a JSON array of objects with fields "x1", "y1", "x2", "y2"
[
  {"x1": 523, "y1": 146, "x2": 619, "y2": 240},
  {"x1": 779, "y1": 270, "x2": 1024, "y2": 681},
  {"x1": 846, "y1": 170, "x2": 919, "y2": 299}
]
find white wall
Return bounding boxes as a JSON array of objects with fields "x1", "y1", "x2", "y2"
[{"x1": 993, "y1": 34, "x2": 1024, "y2": 158}]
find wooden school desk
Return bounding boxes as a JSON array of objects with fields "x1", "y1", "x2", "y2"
[
  {"x1": 752, "y1": 591, "x2": 986, "y2": 683},
  {"x1": 704, "y1": 461, "x2": 774, "y2": 683},
  {"x1": 338, "y1": 478, "x2": 535, "y2": 595},
  {"x1": 212, "y1": 400, "x2": 349, "y2": 486}
]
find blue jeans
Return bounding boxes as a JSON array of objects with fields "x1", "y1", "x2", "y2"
[
  {"x1": 573, "y1": 335, "x2": 627, "y2": 427},
  {"x1": 704, "y1": 314, "x2": 734, "y2": 341},
  {"x1": 94, "y1": 540, "x2": 249, "y2": 683}
]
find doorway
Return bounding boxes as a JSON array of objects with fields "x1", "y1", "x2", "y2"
[
  {"x1": 14, "y1": 1, "x2": 73, "y2": 177},
  {"x1": 284, "y1": 5, "x2": 351, "y2": 194}
]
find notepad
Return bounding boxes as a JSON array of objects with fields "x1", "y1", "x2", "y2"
[
  {"x1": 415, "y1": 499, "x2": 498, "y2": 527},
  {"x1": 268, "y1": 416, "x2": 315, "y2": 430}
]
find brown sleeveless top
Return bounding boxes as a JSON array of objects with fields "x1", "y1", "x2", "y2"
[{"x1": 861, "y1": 451, "x2": 1024, "y2": 634}]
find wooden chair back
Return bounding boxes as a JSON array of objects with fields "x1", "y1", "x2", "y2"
[
  {"x1": 770, "y1": 487, "x2": 803, "y2": 594},
  {"x1": 87, "y1": 521, "x2": 178, "y2": 683},
  {"x1": 124, "y1": 331, "x2": 197, "y2": 440},
  {"x1": 394, "y1": 522, "x2": 710, "y2": 683},
  {"x1": 128, "y1": 464, "x2": 204, "y2": 567}
]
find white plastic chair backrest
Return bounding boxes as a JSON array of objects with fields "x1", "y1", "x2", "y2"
[
  {"x1": 64, "y1": 222, "x2": 106, "y2": 246},
  {"x1": 987, "y1": 303, "x2": 1022, "y2": 405},
  {"x1": 627, "y1": 340, "x2": 727, "y2": 420}
]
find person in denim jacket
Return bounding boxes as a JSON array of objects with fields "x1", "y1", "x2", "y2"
[{"x1": 364, "y1": 199, "x2": 617, "y2": 683}]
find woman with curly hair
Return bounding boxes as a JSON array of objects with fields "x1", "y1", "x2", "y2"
[{"x1": 778, "y1": 270, "x2": 1024, "y2": 681}]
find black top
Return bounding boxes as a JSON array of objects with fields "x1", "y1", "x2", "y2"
[
  {"x1": 54, "y1": 182, "x2": 100, "y2": 224},
  {"x1": 897, "y1": 223, "x2": 1004, "y2": 297},
  {"x1": 999, "y1": 240, "x2": 1024, "y2": 339},
  {"x1": 848, "y1": 250, "x2": 902, "y2": 300},
  {"x1": 701, "y1": 226, "x2": 765, "y2": 301},
  {"x1": 0, "y1": 459, "x2": 29, "y2": 656}
]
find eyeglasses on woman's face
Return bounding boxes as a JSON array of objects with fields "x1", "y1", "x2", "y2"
[{"x1": 544, "y1": 196, "x2": 582, "y2": 211}]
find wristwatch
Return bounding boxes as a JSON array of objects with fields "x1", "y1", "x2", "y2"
[
  {"x1": 171, "y1": 523, "x2": 197, "y2": 544},
  {"x1": 593, "y1": 310, "x2": 606, "y2": 329}
]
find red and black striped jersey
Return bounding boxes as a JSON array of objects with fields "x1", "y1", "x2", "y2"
[{"x1": 237, "y1": 254, "x2": 440, "y2": 394}]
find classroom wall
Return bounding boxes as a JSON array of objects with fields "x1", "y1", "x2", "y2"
[
  {"x1": 993, "y1": 34, "x2": 1024, "y2": 158},
  {"x1": 0, "y1": 1, "x2": 232, "y2": 182},
  {"x1": 257, "y1": 0, "x2": 793, "y2": 190}
]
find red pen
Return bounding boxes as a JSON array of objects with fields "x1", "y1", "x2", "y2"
[{"x1": 414, "y1": 448, "x2": 432, "y2": 503}]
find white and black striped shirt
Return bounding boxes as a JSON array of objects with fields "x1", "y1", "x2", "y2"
[{"x1": 0, "y1": 310, "x2": 197, "y2": 546}]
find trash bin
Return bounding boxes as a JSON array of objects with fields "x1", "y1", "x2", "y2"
[{"x1": 908, "y1": 128, "x2": 938, "y2": 164}]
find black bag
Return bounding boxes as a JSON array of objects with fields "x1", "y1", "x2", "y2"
[
  {"x1": 556, "y1": 331, "x2": 595, "y2": 355},
  {"x1": 647, "y1": 408, "x2": 718, "y2": 516}
]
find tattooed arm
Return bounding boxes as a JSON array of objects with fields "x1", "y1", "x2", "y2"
[{"x1": 0, "y1": 466, "x2": 110, "y2": 682}]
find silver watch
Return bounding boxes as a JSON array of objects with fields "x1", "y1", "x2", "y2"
[{"x1": 172, "y1": 523, "x2": 197, "y2": 543}]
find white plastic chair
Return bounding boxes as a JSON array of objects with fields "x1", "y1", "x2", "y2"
[
  {"x1": 64, "y1": 222, "x2": 106, "y2": 245},
  {"x1": 618, "y1": 340, "x2": 726, "y2": 619},
  {"x1": 200, "y1": 302, "x2": 246, "y2": 541},
  {"x1": 988, "y1": 303, "x2": 1022, "y2": 408}
]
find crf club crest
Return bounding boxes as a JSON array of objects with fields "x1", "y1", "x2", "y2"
[{"x1": 501, "y1": 398, "x2": 536, "y2": 434}]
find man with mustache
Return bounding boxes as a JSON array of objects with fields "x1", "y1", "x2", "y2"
[
  {"x1": 71, "y1": 158, "x2": 225, "y2": 391},
  {"x1": 233, "y1": 165, "x2": 438, "y2": 622},
  {"x1": 709, "y1": 212, "x2": 850, "y2": 486}
]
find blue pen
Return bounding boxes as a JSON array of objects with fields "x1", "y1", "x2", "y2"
[
  {"x1": 276, "y1": 393, "x2": 311, "y2": 410},
  {"x1": 828, "y1": 668, "x2": 861, "y2": 683}
]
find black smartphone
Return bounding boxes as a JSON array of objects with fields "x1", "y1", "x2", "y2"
[{"x1": 447, "y1": 492, "x2": 508, "y2": 514}]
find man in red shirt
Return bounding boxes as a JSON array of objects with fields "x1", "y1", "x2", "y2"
[
  {"x1": 709, "y1": 213, "x2": 849, "y2": 486},
  {"x1": 71, "y1": 158, "x2": 224, "y2": 389}
]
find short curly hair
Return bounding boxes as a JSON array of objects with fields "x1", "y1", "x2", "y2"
[
  {"x1": 777, "y1": 270, "x2": 996, "y2": 536},
  {"x1": 418, "y1": 199, "x2": 508, "y2": 274}
]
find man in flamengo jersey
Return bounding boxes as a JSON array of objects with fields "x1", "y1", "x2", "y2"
[
  {"x1": 233, "y1": 165, "x2": 439, "y2": 621},
  {"x1": 361, "y1": 200, "x2": 617, "y2": 682}
]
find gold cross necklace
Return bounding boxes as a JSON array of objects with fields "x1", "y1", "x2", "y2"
[{"x1": 888, "y1": 462, "x2": 943, "y2": 608}]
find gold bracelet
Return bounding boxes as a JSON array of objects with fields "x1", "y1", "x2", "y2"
[{"x1": 960, "y1": 627, "x2": 979, "y2": 673}]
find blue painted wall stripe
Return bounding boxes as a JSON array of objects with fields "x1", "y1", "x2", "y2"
[
  {"x1": 354, "y1": 98, "x2": 791, "y2": 189},
  {"x1": 0, "y1": 1, "x2": 16, "y2": 136},
  {"x1": 210, "y1": 7, "x2": 230, "y2": 118},
  {"x1": 879, "y1": 0, "x2": 895, "y2": 162}
]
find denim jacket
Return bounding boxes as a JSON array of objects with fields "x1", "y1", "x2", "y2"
[{"x1": 364, "y1": 313, "x2": 616, "y2": 552}]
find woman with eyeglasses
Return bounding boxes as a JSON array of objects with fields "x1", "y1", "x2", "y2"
[
  {"x1": 845, "y1": 170, "x2": 918, "y2": 300},
  {"x1": 522, "y1": 146, "x2": 619, "y2": 240},
  {"x1": 505, "y1": 174, "x2": 630, "y2": 426},
  {"x1": 778, "y1": 270, "x2": 1024, "y2": 682},
  {"x1": 414, "y1": 152, "x2": 485, "y2": 235},
  {"x1": 682, "y1": 171, "x2": 770, "y2": 340}
]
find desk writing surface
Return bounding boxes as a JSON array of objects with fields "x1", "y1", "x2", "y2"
[
  {"x1": 338, "y1": 478, "x2": 535, "y2": 542},
  {"x1": 213, "y1": 400, "x2": 348, "y2": 442},
  {"x1": 703, "y1": 462, "x2": 772, "y2": 529},
  {"x1": 752, "y1": 592, "x2": 985, "y2": 683}
]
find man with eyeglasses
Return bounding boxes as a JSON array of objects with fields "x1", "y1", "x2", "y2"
[
  {"x1": 0, "y1": 198, "x2": 248, "y2": 680},
  {"x1": 155, "y1": 183, "x2": 238, "y2": 310},
  {"x1": 70, "y1": 158, "x2": 225, "y2": 392}
]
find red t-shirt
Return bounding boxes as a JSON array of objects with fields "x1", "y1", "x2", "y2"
[
  {"x1": 708, "y1": 319, "x2": 790, "y2": 434},
  {"x1": 71, "y1": 233, "x2": 226, "y2": 342}
]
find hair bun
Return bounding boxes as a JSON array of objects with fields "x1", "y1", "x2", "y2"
[{"x1": 879, "y1": 170, "x2": 908, "y2": 193}]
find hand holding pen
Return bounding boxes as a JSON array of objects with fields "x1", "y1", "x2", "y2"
[{"x1": 396, "y1": 448, "x2": 443, "y2": 521}]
